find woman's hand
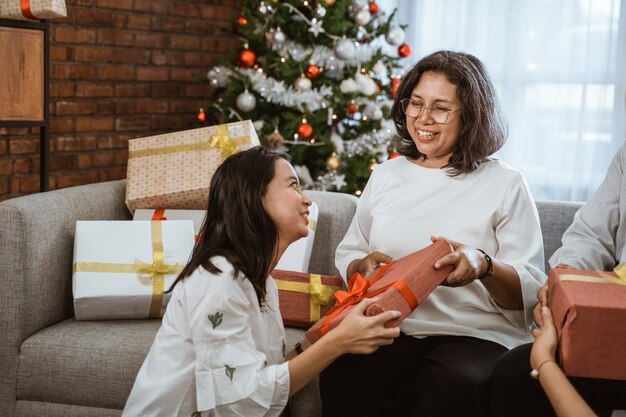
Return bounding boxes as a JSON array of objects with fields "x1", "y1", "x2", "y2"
[
  {"x1": 346, "y1": 252, "x2": 393, "y2": 280},
  {"x1": 533, "y1": 284, "x2": 549, "y2": 326},
  {"x1": 331, "y1": 298, "x2": 401, "y2": 355},
  {"x1": 432, "y1": 236, "x2": 486, "y2": 287},
  {"x1": 534, "y1": 264, "x2": 569, "y2": 326},
  {"x1": 530, "y1": 306, "x2": 558, "y2": 369}
]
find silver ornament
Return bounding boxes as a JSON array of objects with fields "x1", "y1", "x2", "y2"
[
  {"x1": 334, "y1": 38, "x2": 356, "y2": 60},
  {"x1": 273, "y1": 27, "x2": 286, "y2": 44},
  {"x1": 258, "y1": 1, "x2": 267, "y2": 14},
  {"x1": 316, "y1": 4, "x2": 327, "y2": 17},
  {"x1": 236, "y1": 90, "x2": 256, "y2": 112},
  {"x1": 372, "y1": 108, "x2": 383, "y2": 120},
  {"x1": 354, "y1": 8, "x2": 371, "y2": 26},
  {"x1": 294, "y1": 75, "x2": 312, "y2": 91},
  {"x1": 385, "y1": 26, "x2": 405, "y2": 46}
]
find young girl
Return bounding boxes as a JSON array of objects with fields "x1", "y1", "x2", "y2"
[{"x1": 122, "y1": 146, "x2": 400, "y2": 417}]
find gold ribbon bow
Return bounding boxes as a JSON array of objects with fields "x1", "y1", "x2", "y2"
[
  {"x1": 208, "y1": 125, "x2": 238, "y2": 159},
  {"x1": 127, "y1": 123, "x2": 252, "y2": 160},
  {"x1": 73, "y1": 222, "x2": 184, "y2": 318},
  {"x1": 275, "y1": 274, "x2": 342, "y2": 322}
]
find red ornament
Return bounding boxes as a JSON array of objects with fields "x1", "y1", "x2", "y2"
[
  {"x1": 196, "y1": 108, "x2": 206, "y2": 123},
  {"x1": 237, "y1": 15, "x2": 248, "y2": 27},
  {"x1": 388, "y1": 151, "x2": 400, "y2": 160},
  {"x1": 346, "y1": 101, "x2": 359, "y2": 114},
  {"x1": 238, "y1": 49, "x2": 256, "y2": 68},
  {"x1": 398, "y1": 43, "x2": 411, "y2": 58},
  {"x1": 390, "y1": 76, "x2": 401, "y2": 98},
  {"x1": 368, "y1": 1, "x2": 379, "y2": 14},
  {"x1": 296, "y1": 122, "x2": 313, "y2": 139},
  {"x1": 305, "y1": 64, "x2": 320, "y2": 78}
]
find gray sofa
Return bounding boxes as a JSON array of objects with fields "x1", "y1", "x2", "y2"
[{"x1": 0, "y1": 179, "x2": 618, "y2": 417}]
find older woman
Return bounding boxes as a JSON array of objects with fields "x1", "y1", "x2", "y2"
[{"x1": 319, "y1": 51, "x2": 546, "y2": 417}]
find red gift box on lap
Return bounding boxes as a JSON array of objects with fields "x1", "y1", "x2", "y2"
[
  {"x1": 305, "y1": 239, "x2": 454, "y2": 344},
  {"x1": 548, "y1": 267, "x2": 626, "y2": 380},
  {"x1": 271, "y1": 270, "x2": 344, "y2": 329}
]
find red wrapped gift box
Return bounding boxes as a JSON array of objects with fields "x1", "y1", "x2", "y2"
[
  {"x1": 305, "y1": 239, "x2": 454, "y2": 344},
  {"x1": 271, "y1": 270, "x2": 344, "y2": 329},
  {"x1": 548, "y1": 267, "x2": 626, "y2": 380}
]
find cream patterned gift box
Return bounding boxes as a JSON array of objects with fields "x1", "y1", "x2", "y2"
[
  {"x1": 125, "y1": 121, "x2": 260, "y2": 212},
  {"x1": 276, "y1": 202, "x2": 319, "y2": 273},
  {"x1": 0, "y1": 0, "x2": 67, "y2": 20},
  {"x1": 72, "y1": 220, "x2": 195, "y2": 320}
]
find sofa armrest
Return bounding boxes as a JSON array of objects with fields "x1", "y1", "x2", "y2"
[{"x1": 0, "y1": 180, "x2": 130, "y2": 412}]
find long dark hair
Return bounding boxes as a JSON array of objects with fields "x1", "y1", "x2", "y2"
[
  {"x1": 167, "y1": 146, "x2": 291, "y2": 307},
  {"x1": 390, "y1": 50, "x2": 507, "y2": 175}
]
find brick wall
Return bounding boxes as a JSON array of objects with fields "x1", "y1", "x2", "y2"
[{"x1": 0, "y1": 0, "x2": 240, "y2": 201}]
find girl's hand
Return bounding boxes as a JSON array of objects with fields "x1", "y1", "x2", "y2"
[
  {"x1": 331, "y1": 298, "x2": 400, "y2": 355},
  {"x1": 431, "y1": 236, "x2": 485, "y2": 287},
  {"x1": 530, "y1": 306, "x2": 558, "y2": 369},
  {"x1": 347, "y1": 252, "x2": 393, "y2": 279}
]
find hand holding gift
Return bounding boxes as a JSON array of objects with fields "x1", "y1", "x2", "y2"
[{"x1": 305, "y1": 239, "x2": 454, "y2": 344}]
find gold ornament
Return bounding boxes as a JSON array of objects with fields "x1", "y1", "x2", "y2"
[
  {"x1": 323, "y1": 0, "x2": 336, "y2": 6},
  {"x1": 266, "y1": 130, "x2": 284, "y2": 149},
  {"x1": 326, "y1": 152, "x2": 340, "y2": 170},
  {"x1": 368, "y1": 158, "x2": 378, "y2": 173}
]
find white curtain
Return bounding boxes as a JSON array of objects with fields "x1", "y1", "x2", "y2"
[{"x1": 386, "y1": 0, "x2": 626, "y2": 201}]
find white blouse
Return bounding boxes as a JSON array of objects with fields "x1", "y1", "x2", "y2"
[
  {"x1": 336, "y1": 156, "x2": 546, "y2": 349},
  {"x1": 122, "y1": 256, "x2": 290, "y2": 417}
]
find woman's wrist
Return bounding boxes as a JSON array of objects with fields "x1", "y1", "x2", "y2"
[
  {"x1": 476, "y1": 249, "x2": 494, "y2": 280},
  {"x1": 530, "y1": 359, "x2": 556, "y2": 379}
]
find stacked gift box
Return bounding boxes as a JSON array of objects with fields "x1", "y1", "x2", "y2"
[{"x1": 72, "y1": 120, "x2": 344, "y2": 325}]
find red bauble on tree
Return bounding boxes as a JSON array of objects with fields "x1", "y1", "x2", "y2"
[
  {"x1": 368, "y1": 1, "x2": 379, "y2": 14},
  {"x1": 296, "y1": 121, "x2": 313, "y2": 139},
  {"x1": 238, "y1": 49, "x2": 256, "y2": 68},
  {"x1": 398, "y1": 43, "x2": 411, "y2": 58},
  {"x1": 305, "y1": 64, "x2": 320, "y2": 78},
  {"x1": 346, "y1": 101, "x2": 359, "y2": 114},
  {"x1": 237, "y1": 15, "x2": 248, "y2": 27},
  {"x1": 196, "y1": 108, "x2": 206, "y2": 123}
]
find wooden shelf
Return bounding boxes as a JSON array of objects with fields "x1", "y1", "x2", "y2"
[{"x1": 0, "y1": 18, "x2": 49, "y2": 192}]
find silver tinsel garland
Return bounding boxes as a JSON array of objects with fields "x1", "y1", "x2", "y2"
[{"x1": 207, "y1": 66, "x2": 333, "y2": 113}]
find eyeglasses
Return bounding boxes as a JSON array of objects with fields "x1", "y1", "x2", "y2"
[{"x1": 400, "y1": 98, "x2": 462, "y2": 124}]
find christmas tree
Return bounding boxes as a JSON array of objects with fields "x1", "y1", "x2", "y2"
[{"x1": 202, "y1": 0, "x2": 410, "y2": 194}]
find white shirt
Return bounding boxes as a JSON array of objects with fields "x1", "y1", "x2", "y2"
[
  {"x1": 550, "y1": 141, "x2": 626, "y2": 269},
  {"x1": 122, "y1": 256, "x2": 290, "y2": 417},
  {"x1": 336, "y1": 156, "x2": 546, "y2": 349}
]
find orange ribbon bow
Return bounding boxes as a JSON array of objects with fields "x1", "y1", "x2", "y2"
[{"x1": 319, "y1": 262, "x2": 418, "y2": 336}]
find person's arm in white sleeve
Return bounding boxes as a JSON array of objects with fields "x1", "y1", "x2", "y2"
[
  {"x1": 186, "y1": 269, "x2": 289, "y2": 417},
  {"x1": 489, "y1": 173, "x2": 546, "y2": 326},
  {"x1": 549, "y1": 143, "x2": 624, "y2": 270}
]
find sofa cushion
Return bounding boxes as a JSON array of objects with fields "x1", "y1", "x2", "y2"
[
  {"x1": 17, "y1": 318, "x2": 318, "y2": 414},
  {"x1": 17, "y1": 318, "x2": 159, "y2": 410},
  {"x1": 535, "y1": 201, "x2": 583, "y2": 271}
]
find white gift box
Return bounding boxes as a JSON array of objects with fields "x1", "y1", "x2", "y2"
[
  {"x1": 276, "y1": 202, "x2": 319, "y2": 273},
  {"x1": 133, "y1": 209, "x2": 206, "y2": 238},
  {"x1": 72, "y1": 220, "x2": 195, "y2": 320}
]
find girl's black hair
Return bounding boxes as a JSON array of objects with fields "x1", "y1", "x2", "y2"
[{"x1": 166, "y1": 146, "x2": 291, "y2": 307}]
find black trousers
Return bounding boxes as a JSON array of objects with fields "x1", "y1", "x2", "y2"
[
  {"x1": 491, "y1": 343, "x2": 626, "y2": 417},
  {"x1": 320, "y1": 333, "x2": 508, "y2": 417}
]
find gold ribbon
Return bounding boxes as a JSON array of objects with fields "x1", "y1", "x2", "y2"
[
  {"x1": 275, "y1": 274, "x2": 342, "y2": 322},
  {"x1": 128, "y1": 124, "x2": 251, "y2": 160},
  {"x1": 73, "y1": 222, "x2": 184, "y2": 318},
  {"x1": 548, "y1": 264, "x2": 626, "y2": 307}
]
